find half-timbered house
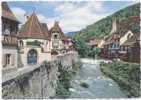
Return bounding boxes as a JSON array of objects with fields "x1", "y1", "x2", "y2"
[{"x1": 2, "y1": 2, "x2": 19, "y2": 70}]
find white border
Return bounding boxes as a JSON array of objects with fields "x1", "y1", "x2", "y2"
[{"x1": 0, "y1": 0, "x2": 140, "y2": 100}]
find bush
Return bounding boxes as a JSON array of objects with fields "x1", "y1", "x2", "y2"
[
  {"x1": 43, "y1": 60, "x2": 48, "y2": 64},
  {"x1": 100, "y1": 61, "x2": 140, "y2": 97},
  {"x1": 55, "y1": 60, "x2": 82, "y2": 98},
  {"x1": 80, "y1": 81, "x2": 89, "y2": 88},
  {"x1": 56, "y1": 64, "x2": 73, "y2": 98}
]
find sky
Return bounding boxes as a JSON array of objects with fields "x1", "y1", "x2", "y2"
[{"x1": 7, "y1": 0, "x2": 139, "y2": 33}]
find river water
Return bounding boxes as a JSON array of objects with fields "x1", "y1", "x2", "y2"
[{"x1": 68, "y1": 58, "x2": 127, "y2": 99}]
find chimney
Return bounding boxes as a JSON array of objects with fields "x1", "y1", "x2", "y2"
[{"x1": 110, "y1": 18, "x2": 117, "y2": 34}]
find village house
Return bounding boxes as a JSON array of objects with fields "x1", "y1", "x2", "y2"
[
  {"x1": 49, "y1": 21, "x2": 74, "y2": 54},
  {"x1": 2, "y1": 2, "x2": 75, "y2": 68},
  {"x1": 2, "y1": 2, "x2": 19, "y2": 71},
  {"x1": 102, "y1": 19, "x2": 120, "y2": 59},
  {"x1": 18, "y1": 12, "x2": 74, "y2": 66},
  {"x1": 102, "y1": 33, "x2": 120, "y2": 59},
  {"x1": 86, "y1": 19, "x2": 121, "y2": 59},
  {"x1": 119, "y1": 32, "x2": 140, "y2": 63},
  {"x1": 87, "y1": 37, "x2": 104, "y2": 48},
  {"x1": 101, "y1": 16, "x2": 140, "y2": 63},
  {"x1": 118, "y1": 16, "x2": 140, "y2": 63}
]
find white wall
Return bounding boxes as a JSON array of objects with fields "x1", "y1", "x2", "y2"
[
  {"x1": 2, "y1": 46, "x2": 18, "y2": 70},
  {"x1": 120, "y1": 30, "x2": 133, "y2": 45},
  {"x1": 19, "y1": 39, "x2": 52, "y2": 66}
]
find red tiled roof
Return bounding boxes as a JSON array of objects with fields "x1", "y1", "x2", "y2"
[
  {"x1": 104, "y1": 33, "x2": 120, "y2": 45},
  {"x1": 118, "y1": 16, "x2": 140, "y2": 37},
  {"x1": 18, "y1": 12, "x2": 49, "y2": 39},
  {"x1": 87, "y1": 38, "x2": 103, "y2": 46},
  {"x1": 2, "y1": 2, "x2": 19, "y2": 22},
  {"x1": 122, "y1": 32, "x2": 140, "y2": 46},
  {"x1": 40, "y1": 23, "x2": 50, "y2": 39},
  {"x1": 50, "y1": 21, "x2": 67, "y2": 40}
]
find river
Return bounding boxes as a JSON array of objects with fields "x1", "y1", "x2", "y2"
[{"x1": 68, "y1": 58, "x2": 127, "y2": 99}]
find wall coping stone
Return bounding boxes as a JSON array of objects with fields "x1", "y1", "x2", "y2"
[{"x1": 2, "y1": 52, "x2": 77, "y2": 83}]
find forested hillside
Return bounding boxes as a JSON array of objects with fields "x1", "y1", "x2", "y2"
[
  {"x1": 71, "y1": 3, "x2": 140, "y2": 57},
  {"x1": 72, "y1": 3, "x2": 140, "y2": 42}
]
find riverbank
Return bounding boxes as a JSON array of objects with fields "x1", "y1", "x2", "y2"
[
  {"x1": 100, "y1": 60, "x2": 140, "y2": 97},
  {"x1": 55, "y1": 59, "x2": 82, "y2": 98}
]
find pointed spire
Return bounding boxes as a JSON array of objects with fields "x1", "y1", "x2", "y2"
[
  {"x1": 50, "y1": 21, "x2": 67, "y2": 40},
  {"x1": 54, "y1": 21, "x2": 59, "y2": 26},
  {"x1": 33, "y1": 7, "x2": 36, "y2": 13},
  {"x1": 53, "y1": 21, "x2": 60, "y2": 30},
  {"x1": 51, "y1": 21, "x2": 61, "y2": 33},
  {"x1": 18, "y1": 11, "x2": 49, "y2": 39},
  {"x1": 110, "y1": 18, "x2": 117, "y2": 34}
]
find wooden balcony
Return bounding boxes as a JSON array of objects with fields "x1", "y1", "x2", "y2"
[{"x1": 2, "y1": 35, "x2": 18, "y2": 46}]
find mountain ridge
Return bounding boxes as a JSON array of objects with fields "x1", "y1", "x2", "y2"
[{"x1": 71, "y1": 3, "x2": 140, "y2": 42}]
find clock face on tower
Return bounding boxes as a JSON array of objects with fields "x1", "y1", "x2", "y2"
[{"x1": 52, "y1": 33, "x2": 60, "y2": 40}]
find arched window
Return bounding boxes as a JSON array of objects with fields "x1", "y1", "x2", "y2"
[
  {"x1": 27, "y1": 49, "x2": 37, "y2": 65},
  {"x1": 19, "y1": 40, "x2": 23, "y2": 47}
]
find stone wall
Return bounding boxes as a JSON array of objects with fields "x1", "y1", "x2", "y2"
[
  {"x1": 57, "y1": 52, "x2": 79, "y2": 70},
  {"x1": 2, "y1": 52, "x2": 79, "y2": 99}
]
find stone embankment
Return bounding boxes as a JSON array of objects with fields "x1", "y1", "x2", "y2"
[{"x1": 2, "y1": 52, "x2": 79, "y2": 99}]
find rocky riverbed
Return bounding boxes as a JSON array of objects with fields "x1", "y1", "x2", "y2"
[{"x1": 68, "y1": 58, "x2": 127, "y2": 99}]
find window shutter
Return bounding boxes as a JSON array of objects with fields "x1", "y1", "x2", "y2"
[
  {"x1": 11, "y1": 54, "x2": 15, "y2": 66},
  {"x1": 2, "y1": 54, "x2": 6, "y2": 67}
]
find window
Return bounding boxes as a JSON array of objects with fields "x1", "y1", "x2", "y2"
[
  {"x1": 2, "y1": 24, "x2": 6, "y2": 34},
  {"x1": 4, "y1": 29, "x2": 10, "y2": 35},
  {"x1": 6, "y1": 54, "x2": 11, "y2": 65},
  {"x1": 54, "y1": 34, "x2": 58, "y2": 39},
  {"x1": 52, "y1": 33, "x2": 59, "y2": 40},
  {"x1": 19, "y1": 40, "x2": 24, "y2": 47},
  {"x1": 120, "y1": 46, "x2": 122, "y2": 50},
  {"x1": 46, "y1": 41, "x2": 48, "y2": 45},
  {"x1": 125, "y1": 46, "x2": 128, "y2": 50},
  {"x1": 4, "y1": 24, "x2": 10, "y2": 35},
  {"x1": 27, "y1": 49, "x2": 38, "y2": 65},
  {"x1": 123, "y1": 46, "x2": 125, "y2": 51},
  {"x1": 116, "y1": 43, "x2": 119, "y2": 48},
  {"x1": 112, "y1": 44, "x2": 115, "y2": 48}
]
